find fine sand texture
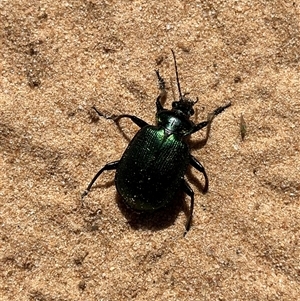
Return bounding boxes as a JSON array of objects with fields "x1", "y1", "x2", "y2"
[{"x1": 1, "y1": 1, "x2": 299, "y2": 300}]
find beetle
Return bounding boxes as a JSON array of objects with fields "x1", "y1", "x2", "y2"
[{"x1": 82, "y1": 50, "x2": 231, "y2": 235}]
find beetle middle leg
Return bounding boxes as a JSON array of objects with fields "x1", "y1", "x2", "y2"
[
  {"x1": 82, "y1": 160, "x2": 119, "y2": 198},
  {"x1": 190, "y1": 155, "x2": 209, "y2": 193},
  {"x1": 181, "y1": 179, "x2": 195, "y2": 236},
  {"x1": 92, "y1": 106, "x2": 148, "y2": 128}
]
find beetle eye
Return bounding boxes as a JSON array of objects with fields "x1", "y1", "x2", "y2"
[{"x1": 172, "y1": 101, "x2": 178, "y2": 110}]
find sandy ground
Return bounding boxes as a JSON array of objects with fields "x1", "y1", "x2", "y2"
[{"x1": 1, "y1": 1, "x2": 299, "y2": 300}]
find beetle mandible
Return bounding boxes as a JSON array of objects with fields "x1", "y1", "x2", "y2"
[{"x1": 82, "y1": 50, "x2": 231, "y2": 235}]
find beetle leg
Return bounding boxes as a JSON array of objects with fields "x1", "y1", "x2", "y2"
[
  {"x1": 190, "y1": 155, "x2": 209, "y2": 193},
  {"x1": 191, "y1": 102, "x2": 231, "y2": 141},
  {"x1": 82, "y1": 160, "x2": 119, "y2": 198},
  {"x1": 155, "y1": 70, "x2": 166, "y2": 111},
  {"x1": 93, "y1": 106, "x2": 148, "y2": 128},
  {"x1": 181, "y1": 179, "x2": 194, "y2": 236},
  {"x1": 212, "y1": 102, "x2": 232, "y2": 116},
  {"x1": 191, "y1": 120, "x2": 209, "y2": 133},
  {"x1": 112, "y1": 114, "x2": 149, "y2": 128}
]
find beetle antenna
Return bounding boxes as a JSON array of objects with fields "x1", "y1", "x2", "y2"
[{"x1": 171, "y1": 49, "x2": 183, "y2": 101}]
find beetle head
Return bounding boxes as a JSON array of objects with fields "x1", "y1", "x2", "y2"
[
  {"x1": 171, "y1": 50, "x2": 198, "y2": 118},
  {"x1": 172, "y1": 96, "x2": 198, "y2": 117}
]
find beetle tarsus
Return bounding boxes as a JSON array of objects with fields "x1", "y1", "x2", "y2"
[
  {"x1": 155, "y1": 70, "x2": 165, "y2": 91},
  {"x1": 213, "y1": 102, "x2": 232, "y2": 116},
  {"x1": 92, "y1": 106, "x2": 118, "y2": 120},
  {"x1": 81, "y1": 190, "x2": 88, "y2": 199},
  {"x1": 155, "y1": 70, "x2": 167, "y2": 109}
]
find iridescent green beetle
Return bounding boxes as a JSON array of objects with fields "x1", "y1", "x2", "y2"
[{"x1": 82, "y1": 50, "x2": 231, "y2": 235}]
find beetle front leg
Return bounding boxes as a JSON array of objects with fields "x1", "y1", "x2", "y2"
[
  {"x1": 181, "y1": 179, "x2": 195, "y2": 236},
  {"x1": 190, "y1": 155, "x2": 209, "y2": 193},
  {"x1": 191, "y1": 102, "x2": 231, "y2": 142},
  {"x1": 155, "y1": 70, "x2": 167, "y2": 111},
  {"x1": 92, "y1": 106, "x2": 148, "y2": 128},
  {"x1": 193, "y1": 103, "x2": 232, "y2": 132},
  {"x1": 82, "y1": 160, "x2": 119, "y2": 198}
]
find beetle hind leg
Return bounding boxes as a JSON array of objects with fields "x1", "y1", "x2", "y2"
[{"x1": 82, "y1": 160, "x2": 119, "y2": 198}]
